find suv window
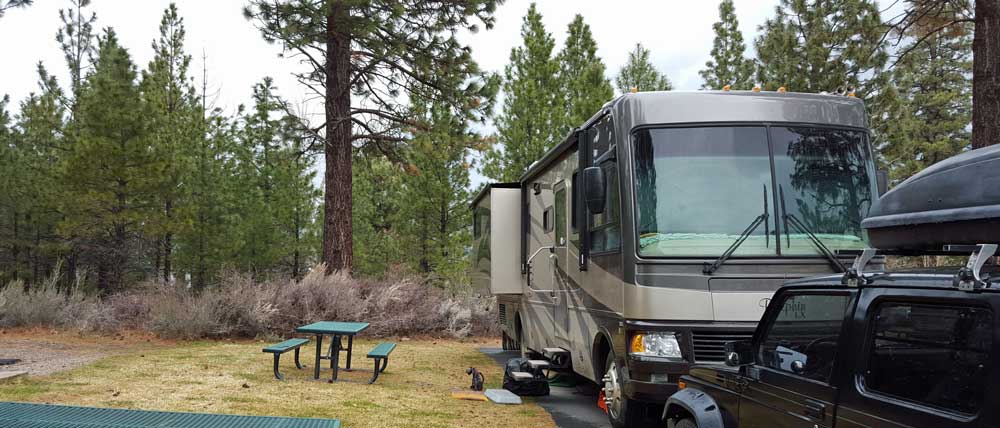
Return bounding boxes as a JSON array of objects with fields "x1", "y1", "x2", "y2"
[
  {"x1": 758, "y1": 293, "x2": 850, "y2": 383},
  {"x1": 864, "y1": 302, "x2": 993, "y2": 414}
]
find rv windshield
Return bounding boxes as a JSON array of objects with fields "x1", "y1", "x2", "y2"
[{"x1": 634, "y1": 126, "x2": 874, "y2": 258}]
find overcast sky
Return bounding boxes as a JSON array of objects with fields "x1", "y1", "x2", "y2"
[
  {"x1": 1, "y1": 0, "x2": 784, "y2": 116},
  {"x1": 1, "y1": 0, "x2": 785, "y2": 187}
]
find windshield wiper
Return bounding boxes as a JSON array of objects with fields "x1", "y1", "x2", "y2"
[
  {"x1": 778, "y1": 185, "x2": 847, "y2": 273},
  {"x1": 704, "y1": 185, "x2": 770, "y2": 275}
]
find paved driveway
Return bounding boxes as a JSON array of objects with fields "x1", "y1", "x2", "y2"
[{"x1": 480, "y1": 348, "x2": 610, "y2": 428}]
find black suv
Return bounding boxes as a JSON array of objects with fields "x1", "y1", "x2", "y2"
[{"x1": 663, "y1": 246, "x2": 999, "y2": 428}]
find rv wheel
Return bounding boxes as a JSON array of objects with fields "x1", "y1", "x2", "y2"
[{"x1": 603, "y1": 351, "x2": 648, "y2": 428}]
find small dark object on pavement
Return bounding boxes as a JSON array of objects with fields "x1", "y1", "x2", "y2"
[
  {"x1": 0, "y1": 359, "x2": 19, "y2": 366},
  {"x1": 466, "y1": 367, "x2": 485, "y2": 391}
]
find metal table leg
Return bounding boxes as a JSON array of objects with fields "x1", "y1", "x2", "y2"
[
  {"x1": 331, "y1": 334, "x2": 342, "y2": 381},
  {"x1": 313, "y1": 334, "x2": 323, "y2": 380},
  {"x1": 345, "y1": 335, "x2": 353, "y2": 370}
]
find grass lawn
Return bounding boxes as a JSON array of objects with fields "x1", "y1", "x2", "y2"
[{"x1": 0, "y1": 332, "x2": 555, "y2": 428}]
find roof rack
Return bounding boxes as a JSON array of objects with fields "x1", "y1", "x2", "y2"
[{"x1": 836, "y1": 245, "x2": 998, "y2": 291}]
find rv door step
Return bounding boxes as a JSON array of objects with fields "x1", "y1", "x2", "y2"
[
  {"x1": 541, "y1": 347, "x2": 571, "y2": 370},
  {"x1": 543, "y1": 347, "x2": 568, "y2": 357},
  {"x1": 510, "y1": 371, "x2": 535, "y2": 381},
  {"x1": 527, "y1": 360, "x2": 550, "y2": 370}
]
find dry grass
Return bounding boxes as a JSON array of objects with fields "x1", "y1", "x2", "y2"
[{"x1": 0, "y1": 332, "x2": 554, "y2": 428}]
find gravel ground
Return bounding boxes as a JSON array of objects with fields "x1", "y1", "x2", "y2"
[
  {"x1": 0, "y1": 337, "x2": 109, "y2": 376},
  {"x1": 0, "y1": 330, "x2": 162, "y2": 377}
]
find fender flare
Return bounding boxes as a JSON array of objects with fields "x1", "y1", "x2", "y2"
[{"x1": 663, "y1": 387, "x2": 726, "y2": 428}]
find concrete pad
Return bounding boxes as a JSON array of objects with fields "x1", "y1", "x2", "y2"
[
  {"x1": 0, "y1": 371, "x2": 27, "y2": 382},
  {"x1": 481, "y1": 348, "x2": 609, "y2": 428}
]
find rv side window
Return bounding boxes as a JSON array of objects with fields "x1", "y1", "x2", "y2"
[
  {"x1": 571, "y1": 172, "x2": 578, "y2": 232},
  {"x1": 473, "y1": 207, "x2": 489, "y2": 239},
  {"x1": 591, "y1": 115, "x2": 614, "y2": 159},
  {"x1": 555, "y1": 188, "x2": 567, "y2": 246}
]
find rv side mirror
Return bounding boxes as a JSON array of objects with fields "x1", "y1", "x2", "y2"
[
  {"x1": 724, "y1": 340, "x2": 754, "y2": 367},
  {"x1": 876, "y1": 169, "x2": 888, "y2": 196},
  {"x1": 583, "y1": 166, "x2": 606, "y2": 215}
]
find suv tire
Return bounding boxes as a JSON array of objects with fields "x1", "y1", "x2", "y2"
[{"x1": 674, "y1": 418, "x2": 697, "y2": 428}]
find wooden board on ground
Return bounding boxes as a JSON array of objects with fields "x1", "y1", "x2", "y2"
[{"x1": 450, "y1": 389, "x2": 488, "y2": 401}]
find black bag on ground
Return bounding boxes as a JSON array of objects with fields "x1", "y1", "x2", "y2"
[{"x1": 502, "y1": 357, "x2": 549, "y2": 396}]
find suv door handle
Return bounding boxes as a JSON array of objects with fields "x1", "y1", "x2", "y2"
[{"x1": 803, "y1": 399, "x2": 826, "y2": 420}]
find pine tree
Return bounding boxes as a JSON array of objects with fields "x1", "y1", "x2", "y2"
[
  {"x1": 615, "y1": 43, "x2": 672, "y2": 93},
  {"x1": 396, "y1": 99, "x2": 477, "y2": 287},
  {"x1": 351, "y1": 156, "x2": 404, "y2": 277},
  {"x1": 557, "y1": 14, "x2": 614, "y2": 135},
  {"x1": 754, "y1": 0, "x2": 900, "y2": 149},
  {"x1": 60, "y1": 29, "x2": 152, "y2": 293},
  {"x1": 0, "y1": 0, "x2": 31, "y2": 19},
  {"x1": 699, "y1": 0, "x2": 756, "y2": 90},
  {"x1": 754, "y1": 0, "x2": 888, "y2": 93},
  {"x1": 244, "y1": 0, "x2": 499, "y2": 274},
  {"x1": 56, "y1": 0, "x2": 98, "y2": 112},
  {"x1": 271, "y1": 117, "x2": 321, "y2": 280},
  {"x1": 883, "y1": 0, "x2": 998, "y2": 149},
  {"x1": 481, "y1": 3, "x2": 563, "y2": 182},
  {"x1": 883, "y1": 3, "x2": 973, "y2": 182},
  {"x1": 140, "y1": 3, "x2": 200, "y2": 283},
  {"x1": 0, "y1": 68, "x2": 67, "y2": 286}
]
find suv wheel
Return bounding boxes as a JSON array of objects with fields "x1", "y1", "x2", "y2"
[
  {"x1": 602, "y1": 350, "x2": 648, "y2": 428},
  {"x1": 674, "y1": 418, "x2": 697, "y2": 428}
]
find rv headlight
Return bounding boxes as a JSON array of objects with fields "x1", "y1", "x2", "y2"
[{"x1": 630, "y1": 332, "x2": 682, "y2": 359}]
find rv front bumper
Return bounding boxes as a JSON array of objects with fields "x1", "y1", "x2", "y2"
[{"x1": 623, "y1": 355, "x2": 691, "y2": 402}]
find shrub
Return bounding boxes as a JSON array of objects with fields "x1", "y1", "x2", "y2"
[{"x1": 0, "y1": 265, "x2": 499, "y2": 339}]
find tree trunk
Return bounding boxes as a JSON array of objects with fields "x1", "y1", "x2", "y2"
[
  {"x1": 322, "y1": 1, "x2": 354, "y2": 274},
  {"x1": 163, "y1": 199, "x2": 173, "y2": 283},
  {"x1": 972, "y1": 0, "x2": 1000, "y2": 148}
]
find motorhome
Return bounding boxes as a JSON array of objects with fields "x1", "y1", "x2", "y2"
[{"x1": 471, "y1": 90, "x2": 882, "y2": 427}]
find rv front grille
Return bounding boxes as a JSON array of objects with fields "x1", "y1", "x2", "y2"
[
  {"x1": 498, "y1": 304, "x2": 507, "y2": 325},
  {"x1": 691, "y1": 330, "x2": 754, "y2": 363}
]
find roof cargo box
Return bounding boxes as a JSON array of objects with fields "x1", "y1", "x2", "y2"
[{"x1": 862, "y1": 145, "x2": 1000, "y2": 249}]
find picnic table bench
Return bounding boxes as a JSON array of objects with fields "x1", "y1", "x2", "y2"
[
  {"x1": 366, "y1": 342, "x2": 396, "y2": 384},
  {"x1": 0, "y1": 402, "x2": 341, "y2": 428},
  {"x1": 262, "y1": 338, "x2": 309, "y2": 380}
]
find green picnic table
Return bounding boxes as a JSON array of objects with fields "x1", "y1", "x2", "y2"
[
  {"x1": 0, "y1": 402, "x2": 340, "y2": 427},
  {"x1": 297, "y1": 321, "x2": 369, "y2": 381}
]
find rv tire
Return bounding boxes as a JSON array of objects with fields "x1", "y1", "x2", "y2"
[{"x1": 604, "y1": 350, "x2": 650, "y2": 428}]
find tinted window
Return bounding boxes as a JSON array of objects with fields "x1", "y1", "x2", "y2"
[
  {"x1": 865, "y1": 302, "x2": 992, "y2": 414},
  {"x1": 634, "y1": 127, "x2": 774, "y2": 256},
  {"x1": 758, "y1": 293, "x2": 850, "y2": 383},
  {"x1": 555, "y1": 188, "x2": 567, "y2": 246},
  {"x1": 771, "y1": 127, "x2": 873, "y2": 255}
]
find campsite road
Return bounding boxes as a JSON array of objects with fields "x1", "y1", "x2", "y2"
[{"x1": 480, "y1": 348, "x2": 609, "y2": 428}]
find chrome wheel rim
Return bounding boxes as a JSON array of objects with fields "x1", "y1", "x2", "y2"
[{"x1": 603, "y1": 360, "x2": 623, "y2": 420}]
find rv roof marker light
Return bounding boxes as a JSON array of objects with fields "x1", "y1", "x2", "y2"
[
  {"x1": 777, "y1": 86, "x2": 787, "y2": 93},
  {"x1": 722, "y1": 84, "x2": 731, "y2": 92},
  {"x1": 847, "y1": 85, "x2": 857, "y2": 97},
  {"x1": 752, "y1": 85, "x2": 761, "y2": 92},
  {"x1": 630, "y1": 87, "x2": 638, "y2": 93}
]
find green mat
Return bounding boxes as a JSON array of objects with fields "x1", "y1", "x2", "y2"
[{"x1": 0, "y1": 402, "x2": 341, "y2": 428}]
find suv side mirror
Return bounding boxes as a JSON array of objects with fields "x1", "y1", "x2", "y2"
[
  {"x1": 876, "y1": 169, "x2": 888, "y2": 196},
  {"x1": 724, "y1": 340, "x2": 754, "y2": 367},
  {"x1": 583, "y1": 166, "x2": 606, "y2": 215}
]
